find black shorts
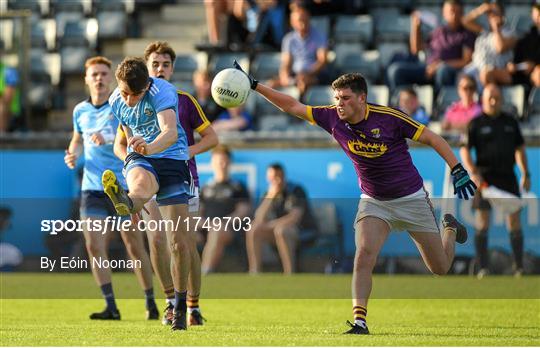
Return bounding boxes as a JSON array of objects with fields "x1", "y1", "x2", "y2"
[
  {"x1": 472, "y1": 172, "x2": 520, "y2": 211},
  {"x1": 124, "y1": 152, "x2": 193, "y2": 206},
  {"x1": 80, "y1": 190, "x2": 118, "y2": 218}
]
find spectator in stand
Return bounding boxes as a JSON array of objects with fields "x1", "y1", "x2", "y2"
[
  {"x1": 200, "y1": 145, "x2": 251, "y2": 274},
  {"x1": 247, "y1": 163, "x2": 317, "y2": 274},
  {"x1": 0, "y1": 60, "x2": 20, "y2": 133},
  {"x1": 507, "y1": 2, "x2": 540, "y2": 88},
  {"x1": 268, "y1": 5, "x2": 328, "y2": 98},
  {"x1": 398, "y1": 88, "x2": 430, "y2": 125},
  {"x1": 203, "y1": 0, "x2": 248, "y2": 49},
  {"x1": 462, "y1": 1, "x2": 517, "y2": 89},
  {"x1": 387, "y1": 0, "x2": 476, "y2": 92},
  {"x1": 443, "y1": 74, "x2": 482, "y2": 132},
  {"x1": 211, "y1": 106, "x2": 253, "y2": 132},
  {"x1": 193, "y1": 69, "x2": 225, "y2": 123},
  {"x1": 192, "y1": 69, "x2": 253, "y2": 132},
  {"x1": 246, "y1": 0, "x2": 287, "y2": 50}
]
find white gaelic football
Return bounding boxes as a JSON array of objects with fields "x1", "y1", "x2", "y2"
[{"x1": 211, "y1": 68, "x2": 251, "y2": 108}]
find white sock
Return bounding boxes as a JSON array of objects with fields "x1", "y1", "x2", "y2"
[
  {"x1": 188, "y1": 307, "x2": 200, "y2": 314},
  {"x1": 354, "y1": 319, "x2": 367, "y2": 328},
  {"x1": 166, "y1": 298, "x2": 176, "y2": 306}
]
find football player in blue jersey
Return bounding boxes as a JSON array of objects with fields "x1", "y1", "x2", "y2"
[
  {"x1": 104, "y1": 57, "x2": 194, "y2": 331},
  {"x1": 64, "y1": 56, "x2": 159, "y2": 321},
  {"x1": 114, "y1": 42, "x2": 218, "y2": 326}
]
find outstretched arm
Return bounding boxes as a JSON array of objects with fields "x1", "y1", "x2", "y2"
[
  {"x1": 233, "y1": 60, "x2": 310, "y2": 122},
  {"x1": 254, "y1": 83, "x2": 310, "y2": 122}
]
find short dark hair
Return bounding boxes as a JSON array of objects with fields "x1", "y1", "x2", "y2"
[
  {"x1": 144, "y1": 41, "x2": 176, "y2": 64},
  {"x1": 115, "y1": 57, "x2": 149, "y2": 94},
  {"x1": 400, "y1": 87, "x2": 417, "y2": 98},
  {"x1": 458, "y1": 73, "x2": 477, "y2": 90},
  {"x1": 212, "y1": 144, "x2": 231, "y2": 159},
  {"x1": 268, "y1": 163, "x2": 284, "y2": 175},
  {"x1": 332, "y1": 73, "x2": 368, "y2": 96}
]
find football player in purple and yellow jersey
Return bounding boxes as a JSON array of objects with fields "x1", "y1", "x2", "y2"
[{"x1": 234, "y1": 62, "x2": 476, "y2": 335}]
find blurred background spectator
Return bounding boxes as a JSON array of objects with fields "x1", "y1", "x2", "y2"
[
  {"x1": 442, "y1": 74, "x2": 481, "y2": 133},
  {"x1": 200, "y1": 145, "x2": 251, "y2": 274},
  {"x1": 398, "y1": 87, "x2": 430, "y2": 125},
  {"x1": 0, "y1": 207, "x2": 22, "y2": 271},
  {"x1": 211, "y1": 106, "x2": 254, "y2": 133},
  {"x1": 247, "y1": 163, "x2": 317, "y2": 274},
  {"x1": 193, "y1": 69, "x2": 225, "y2": 123},
  {"x1": 462, "y1": 1, "x2": 517, "y2": 89},
  {"x1": 507, "y1": 2, "x2": 540, "y2": 89},
  {"x1": 268, "y1": 5, "x2": 328, "y2": 98},
  {"x1": 0, "y1": 57, "x2": 20, "y2": 133},
  {"x1": 387, "y1": 0, "x2": 475, "y2": 92}
]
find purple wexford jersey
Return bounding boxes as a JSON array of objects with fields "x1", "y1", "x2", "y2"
[
  {"x1": 308, "y1": 103, "x2": 425, "y2": 199},
  {"x1": 177, "y1": 90, "x2": 211, "y2": 188}
]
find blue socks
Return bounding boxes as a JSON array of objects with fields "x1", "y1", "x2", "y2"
[{"x1": 100, "y1": 283, "x2": 118, "y2": 312}]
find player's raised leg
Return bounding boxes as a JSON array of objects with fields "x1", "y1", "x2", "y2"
[
  {"x1": 346, "y1": 216, "x2": 390, "y2": 335},
  {"x1": 409, "y1": 213, "x2": 468, "y2": 276}
]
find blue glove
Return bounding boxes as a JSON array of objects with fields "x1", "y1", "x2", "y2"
[
  {"x1": 451, "y1": 163, "x2": 477, "y2": 200},
  {"x1": 233, "y1": 60, "x2": 258, "y2": 90}
]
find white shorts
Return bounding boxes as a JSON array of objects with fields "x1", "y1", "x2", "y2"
[
  {"x1": 354, "y1": 187, "x2": 439, "y2": 234},
  {"x1": 188, "y1": 187, "x2": 200, "y2": 213}
]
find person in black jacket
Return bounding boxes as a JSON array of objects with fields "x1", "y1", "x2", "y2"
[
  {"x1": 460, "y1": 83, "x2": 531, "y2": 278},
  {"x1": 247, "y1": 163, "x2": 317, "y2": 274}
]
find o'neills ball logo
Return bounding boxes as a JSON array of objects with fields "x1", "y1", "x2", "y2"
[{"x1": 214, "y1": 86, "x2": 239, "y2": 99}]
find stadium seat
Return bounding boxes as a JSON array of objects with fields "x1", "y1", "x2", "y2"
[
  {"x1": 510, "y1": 11, "x2": 533, "y2": 37},
  {"x1": 60, "y1": 46, "x2": 91, "y2": 75},
  {"x1": 28, "y1": 74, "x2": 53, "y2": 110},
  {"x1": 172, "y1": 53, "x2": 206, "y2": 82},
  {"x1": 31, "y1": 19, "x2": 56, "y2": 51},
  {"x1": 310, "y1": 15, "x2": 331, "y2": 40},
  {"x1": 335, "y1": 46, "x2": 381, "y2": 82},
  {"x1": 376, "y1": 15, "x2": 410, "y2": 42},
  {"x1": 208, "y1": 53, "x2": 249, "y2": 75},
  {"x1": 255, "y1": 86, "x2": 299, "y2": 116},
  {"x1": 296, "y1": 202, "x2": 343, "y2": 272},
  {"x1": 528, "y1": 87, "x2": 540, "y2": 118},
  {"x1": 334, "y1": 15, "x2": 373, "y2": 46},
  {"x1": 258, "y1": 114, "x2": 290, "y2": 131},
  {"x1": 434, "y1": 86, "x2": 459, "y2": 119},
  {"x1": 501, "y1": 85, "x2": 526, "y2": 119},
  {"x1": 250, "y1": 52, "x2": 281, "y2": 81},
  {"x1": 377, "y1": 42, "x2": 409, "y2": 68},
  {"x1": 173, "y1": 81, "x2": 196, "y2": 97},
  {"x1": 53, "y1": 0, "x2": 92, "y2": 16},
  {"x1": 62, "y1": 19, "x2": 98, "y2": 49},
  {"x1": 96, "y1": 11, "x2": 127, "y2": 39},
  {"x1": 30, "y1": 50, "x2": 61, "y2": 86},
  {"x1": 367, "y1": 85, "x2": 390, "y2": 106},
  {"x1": 303, "y1": 85, "x2": 335, "y2": 106},
  {"x1": 55, "y1": 12, "x2": 84, "y2": 39},
  {"x1": 8, "y1": 0, "x2": 50, "y2": 16},
  {"x1": 95, "y1": 0, "x2": 134, "y2": 14}
]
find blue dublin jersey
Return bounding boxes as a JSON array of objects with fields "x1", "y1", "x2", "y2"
[
  {"x1": 109, "y1": 77, "x2": 189, "y2": 161},
  {"x1": 73, "y1": 99, "x2": 126, "y2": 191}
]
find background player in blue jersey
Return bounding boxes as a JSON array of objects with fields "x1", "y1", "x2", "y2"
[
  {"x1": 114, "y1": 41, "x2": 218, "y2": 326},
  {"x1": 234, "y1": 63, "x2": 476, "y2": 335},
  {"x1": 64, "y1": 56, "x2": 158, "y2": 320},
  {"x1": 104, "y1": 57, "x2": 195, "y2": 331}
]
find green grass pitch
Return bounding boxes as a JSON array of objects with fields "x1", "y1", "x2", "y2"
[{"x1": 1, "y1": 273, "x2": 539, "y2": 346}]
